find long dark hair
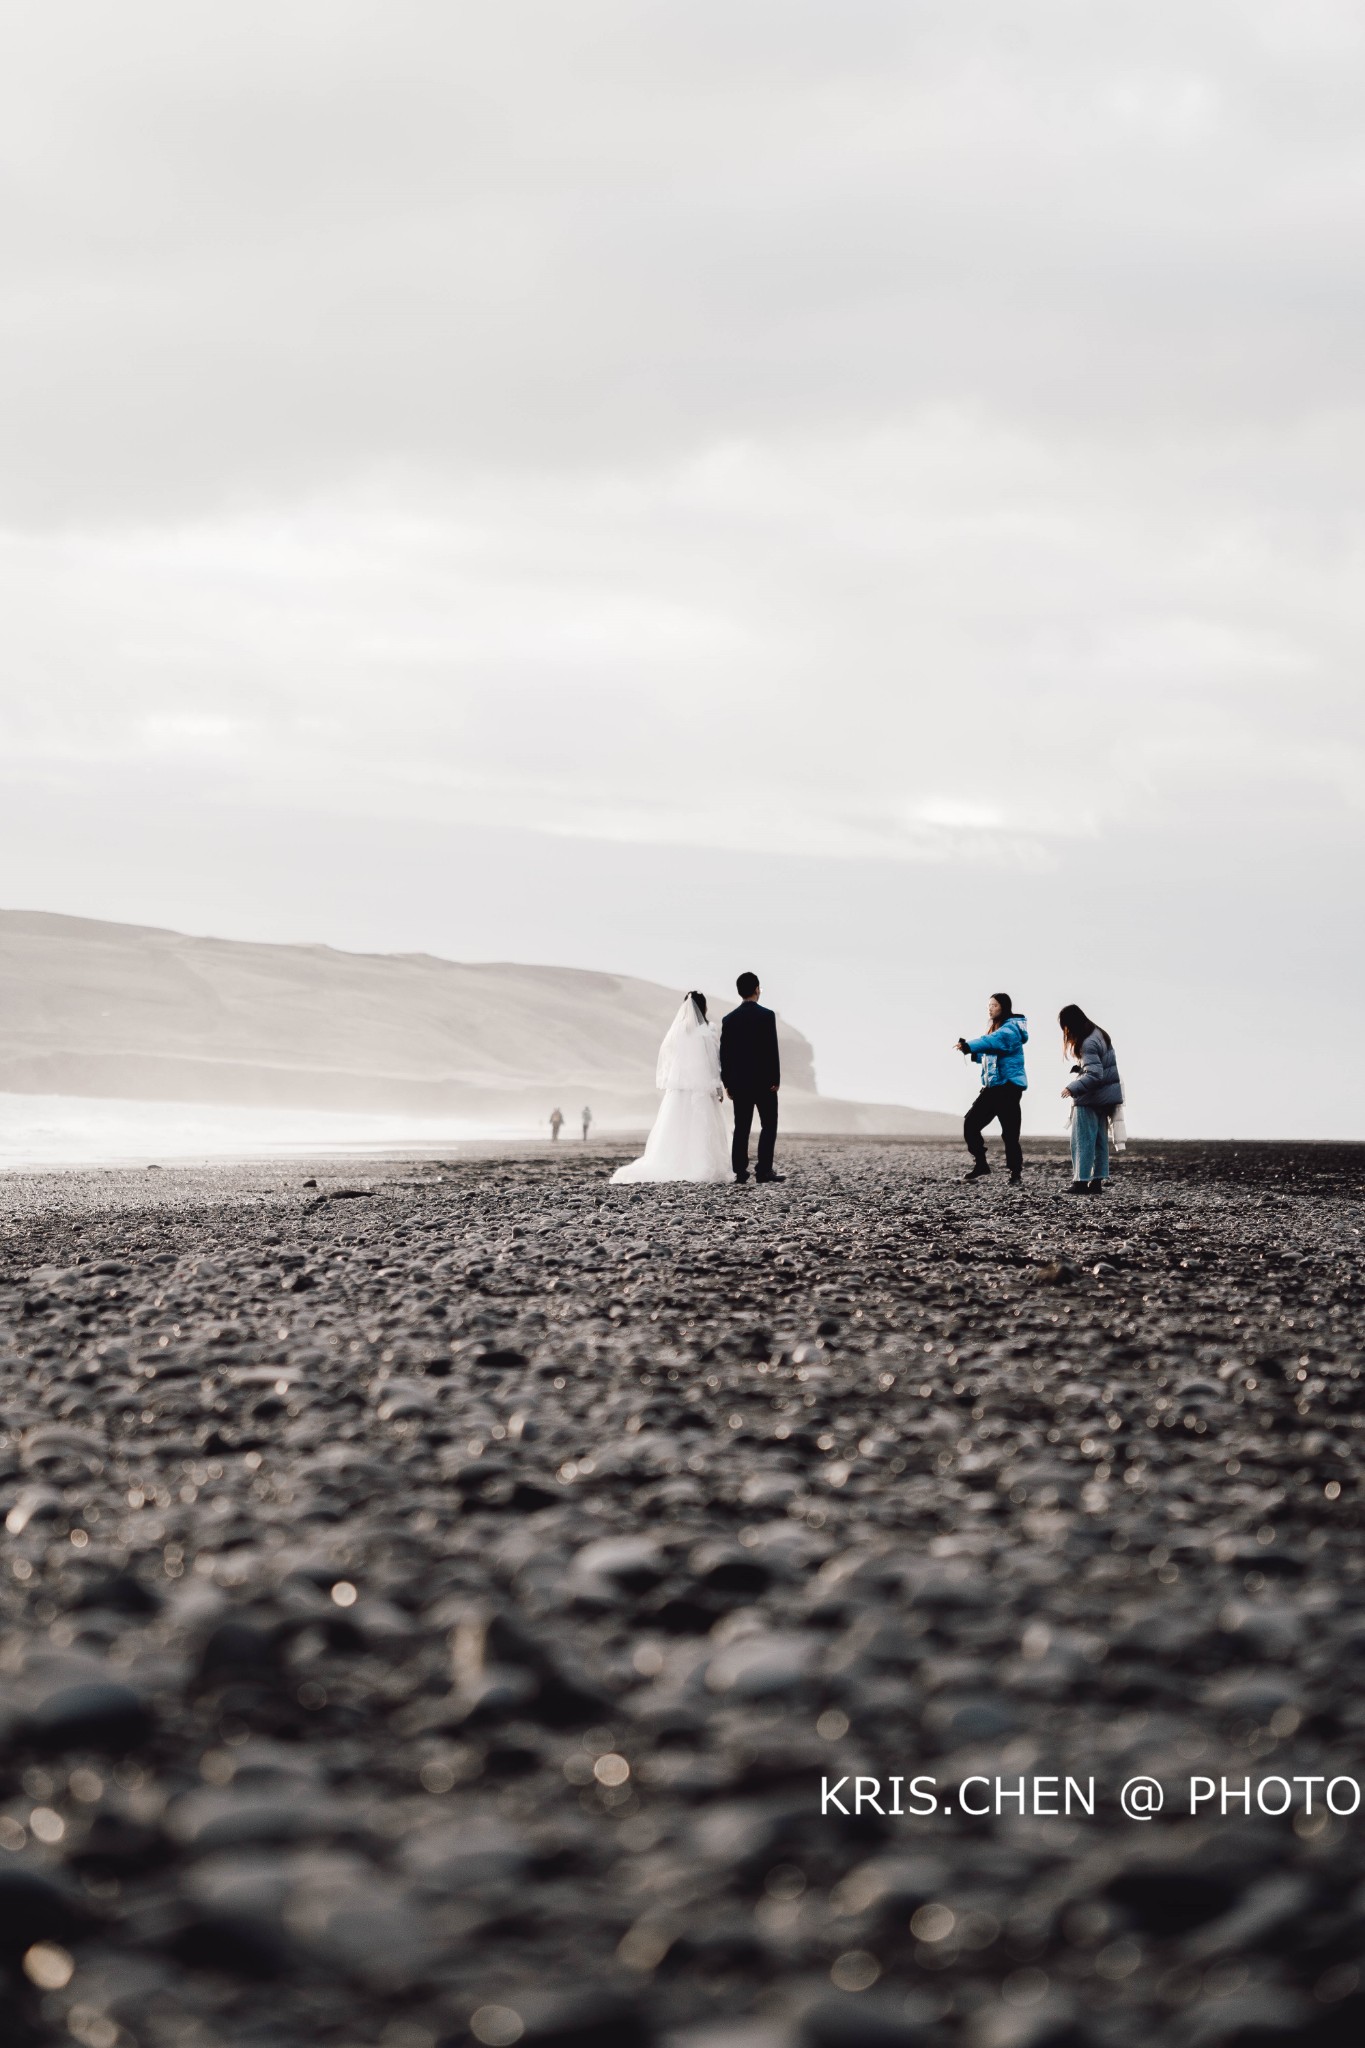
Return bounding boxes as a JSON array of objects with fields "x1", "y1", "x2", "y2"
[
  {"x1": 991, "y1": 992, "x2": 1013, "y2": 1021},
  {"x1": 688, "y1": 990, "x2": 708, "y2": 1021},
  {"x1": 1059, "y1": 1004, "x2": 1110, "y2": 1057}
]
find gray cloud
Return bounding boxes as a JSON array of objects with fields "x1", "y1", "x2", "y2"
[{"x1": 7, "y1": 1, "x2": 1365, "y2": 508}]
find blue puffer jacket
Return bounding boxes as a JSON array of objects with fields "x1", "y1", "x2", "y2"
[
  {"x1": 1066, "y1": 1030, "x2": 1122, "y2": 1110},
  {"x1": 965, "y1": 1014, "x2": 1028, "y2": 1090}
]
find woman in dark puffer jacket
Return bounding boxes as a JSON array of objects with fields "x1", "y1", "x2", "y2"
[{"x1": 1059, "y1": 1004, "x2": 1122, "y2": 1195}]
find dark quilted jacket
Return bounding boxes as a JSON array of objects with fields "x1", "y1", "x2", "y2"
[{"x1": 1067, "y1": 1030, "x2": 1122, "y2": 1110}]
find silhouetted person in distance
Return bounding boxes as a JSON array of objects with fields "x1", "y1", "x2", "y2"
[
  {"x1": 581, "y1": 1106, "x2": 593, "y2": 1141},
  {"x1": 955, "y1": 992, "x2": 1028, "y2": 1185},
  {"x1": 549, "y1": 1107, "x2": 564, "y2": 1141},
  {"x1": 720, "y1": 972, "x2": 782, "y2": 1184}
]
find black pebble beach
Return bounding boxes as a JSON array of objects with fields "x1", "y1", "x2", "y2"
[{"x1": 1, "y1": 1137, "x2": 1363, "y2": 2048}]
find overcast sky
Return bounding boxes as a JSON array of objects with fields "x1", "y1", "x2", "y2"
[{"x1": 2, "y1": 1, "x2": 1361, "y2": 1136}]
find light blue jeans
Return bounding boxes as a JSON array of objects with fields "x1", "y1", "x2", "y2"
[{"x1": 1071, "y1": 1104, "x2": 1110, "y2": 1184}]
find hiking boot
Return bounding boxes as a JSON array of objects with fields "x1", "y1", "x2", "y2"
[{"x1": 964, "y1": 1163, "x2": 990, "y2": 1182}]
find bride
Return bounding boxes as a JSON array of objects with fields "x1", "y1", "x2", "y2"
[{"x1": 611, "y1": 991, "x2": 732, "y2": 1185}]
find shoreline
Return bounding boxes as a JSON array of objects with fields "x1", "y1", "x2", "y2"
[{"x1": 4, "y1": 1130, "x2": 1362, "y2": 1180}]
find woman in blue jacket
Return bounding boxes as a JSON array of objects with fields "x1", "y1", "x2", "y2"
[
  {"x1": 955, "y1": 993, "x2": 1028, "y2": 1184},
  {"x1": 1059, "y1": 1004, "x2": 1123, "y2": 1194}
]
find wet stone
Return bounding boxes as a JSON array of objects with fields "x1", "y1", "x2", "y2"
[
  {"x1": 162, "y1": 1905, "x2": 297, "y2": 1980},
  {"x1": 5, "y1": 1482, "x2": 64, "y2": 1533},
  {"x1": 509, "y1": 1985, "x2": 653, "y2": 2048},
  {"x1": 25, "y1": 1677, "x2": 157, "y2": 1755},
  {"x1": 166, "y1": 1784, "x2": 359, "y2": 1854},
  {"x1": 400, "y1": 1814, "x2": 533, "y2": 1891},
  {"x1": 706, "y1": 1633, "x2": 817, "y2": 1699},
  {"x1": 800, "y1": 1994, "x2": 940, "y2": 2048},
  {"x1": 0, "y1": 1864, "x2": 94, "y2": 1956}
]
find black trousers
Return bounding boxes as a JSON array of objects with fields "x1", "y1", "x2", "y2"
[
  {"x1": 731, "y1": 1091, "x2": 778, "y2": 1180},
  {"x1": 964, "y1": 1083, "x2": 1023, "y2": 1174}
]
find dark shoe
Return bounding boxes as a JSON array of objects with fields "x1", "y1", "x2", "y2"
[
  {"x1": 1088, "y1": 1180, "x2": 1107, "y2": 1194},
  {"x1": 1063, "y1": 1181, "x2": 1090, "y2": 1194},
  {"x1": 1009, "y1": 1172, "x2": 1023, "y2": 1186},
  {"x1": 733, "y1": 1175, "x2": 750, "y2": 1185},
  {"x1": 964, "y1": 1164, "x2": 990, "y2": 1182},
  {"x1": 756, "y1": 1173, "x2": 785, "y2": 1183}
]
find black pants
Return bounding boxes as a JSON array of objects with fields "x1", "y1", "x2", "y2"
[
  {"x1": 731, "y1": 1091, "x2": 778, "y2": 1180},
  {"x1": 964, "y1": 1083, "x2": 1023, "y2": 1175}
]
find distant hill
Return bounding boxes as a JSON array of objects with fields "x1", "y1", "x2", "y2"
[{"x1": 0, "y1": 909, "x2": 956, "y2": 1135}]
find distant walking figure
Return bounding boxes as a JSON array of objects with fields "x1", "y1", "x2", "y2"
[
  {"x1": 581, "y1": 1106, "x2": 593, "y2": 1141},
  {"x1": 956, "y1": 993, "x2": 1028, "y2": 1184},
  {"x1": 610, "y1": 992, "x2": 730, "y2": 1184},
  {"x1": 720, "y1": 972, "x2": 782, "y2": 1184},
  {"x1": 1059, "y1": 1005, "x2": 1123, "y2": 1195},
  {"x1": 549, "y1": 1107, "x2": 564, "y2": 1141}
]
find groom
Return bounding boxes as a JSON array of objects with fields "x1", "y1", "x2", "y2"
[{"x1": 720, "y1": 971, "x2": 782, "y2": 1183}]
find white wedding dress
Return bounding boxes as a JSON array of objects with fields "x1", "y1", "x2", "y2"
[{"x1": 611, "y1": 996, "x2": 732, "y2": 1185}]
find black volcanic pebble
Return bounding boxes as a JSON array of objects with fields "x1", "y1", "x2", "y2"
[
  {"x1": 197, "y1": 1618, "x2": 283, "y2": 1684},
  {"x1": 511, "y1": 1986, "x2": 653, "y2": 2048},
  {"x1": 162, "y1": 1907, "x2": 296, "y2": 1979},
  {"x1": 67, "y1": 1567, "x2": 162, "y2": 1615},
  {"x1": 802, "y1": 1994, "x2": 939, "y2": 2048},
  {"x1": 0, "y1": 1866, "x2": 92, "y2": 1955},
  {"x1": 0, "y1": 1140, "x2": 1362, "y2": 2046}
]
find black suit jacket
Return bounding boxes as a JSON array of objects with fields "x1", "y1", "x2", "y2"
[{"x1": 720, "y1": 1001, "x2": 781, "y2": 1096}]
